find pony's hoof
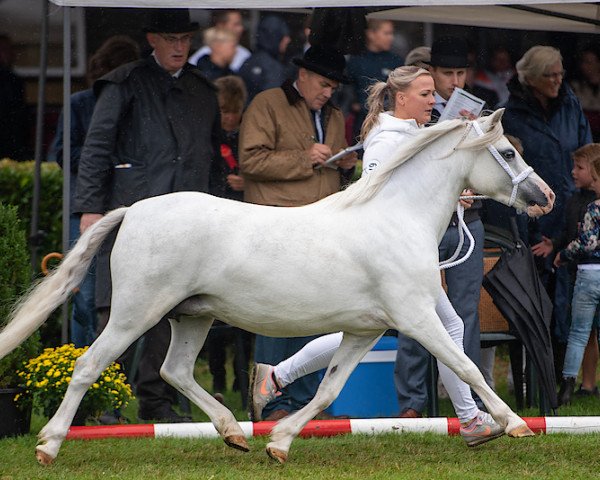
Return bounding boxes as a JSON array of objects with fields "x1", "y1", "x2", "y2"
[
  {"x1": 35, "y1": 448, "x2": 54, "y2": 466},
  {"x1": 224, "y1": 435, "x2": 250, "y2": 452},
  {"x1": 266, "y1": 445, "x2": 288, "y2": 464},
  {"x1": 507, "y1": 423, "x2": 535, "y2": 438}
]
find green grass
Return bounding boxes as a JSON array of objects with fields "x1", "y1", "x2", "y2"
[
  {"x1": 2, "y1": 432, "x2": 600, "y2": 479},
  {"x1": 2, "y1": 349, "x2": 600, "y2": 479}
]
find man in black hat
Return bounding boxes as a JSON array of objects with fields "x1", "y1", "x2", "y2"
[
  {"x1": 239, "y1": 45, "x2": 356, "y2": 421},
  {"x1": 394, "y1": 35, "x2": 486, "y2": 418},
  {"x1": 428, "y1": 35, "x2": 479, "y2": 122},
  {"x1": 74, "y1": 9, "x2": 224, "y2": 422}
]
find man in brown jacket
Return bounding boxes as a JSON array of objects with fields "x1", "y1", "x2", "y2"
[{"x1": 240, "y1": 45, "x2": 356, "y2": 421}]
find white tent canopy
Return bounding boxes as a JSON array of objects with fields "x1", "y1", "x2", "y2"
[
  {"x1": 48, "y1": 0, "x2": 595, "y2": 6},
  {"x1": 371, "y1": 3, "x2": 600, "y2": 34}
]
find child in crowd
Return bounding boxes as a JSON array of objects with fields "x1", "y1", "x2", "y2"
[
  {"x1": 205, "y1": 75, "x2": 251, "y2": 403},
  {"x1": 214, "y1": 75, "x2": 246, "y2": 201},
  {"x1": 554, "y1": 144, "x2": 600, "y2": 405}
]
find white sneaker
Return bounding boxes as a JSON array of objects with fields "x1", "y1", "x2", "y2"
[
  {"x1": 460, "y1": 411, "x2": 505, "y2": 447},
  {"x1": 248, "y1": 363, "x2": 280, "y2": 421}
]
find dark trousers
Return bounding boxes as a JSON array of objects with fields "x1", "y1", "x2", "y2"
[{"x1": 97, "y1": 309, "x2": 175, "y2": 414}]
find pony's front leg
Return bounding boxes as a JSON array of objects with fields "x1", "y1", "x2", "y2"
[
  {"x1": 36, "y1": 319, "x2": 152, "y2": 465},
  {"x1": 161, "y1": 316, "x2": 249, "y2": 452},
  {"x1": 399, "y1": 310, "x2": 534, "y2": 439},
  {"x1": 266, "y1": 332, "x2": 383, "y2": 463}
]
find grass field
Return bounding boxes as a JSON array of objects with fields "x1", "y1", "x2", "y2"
[{"x1": 2, "y1": 348, "x2": 600, "y2": 479}]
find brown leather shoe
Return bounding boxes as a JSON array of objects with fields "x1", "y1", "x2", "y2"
[
  {"x1": 399, "y1": 408, "x2": 422, "y2": 418},
  {"x1": 263, "y1": 409, "x2": 290, "y2": 421},
  {"x1": 314, "y1": 411, "x2": 350, "y2": 420}
]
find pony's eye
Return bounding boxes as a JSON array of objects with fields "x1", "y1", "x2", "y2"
[{"x1": 500, "y1": 149, "x2": 515, "y2": 161}]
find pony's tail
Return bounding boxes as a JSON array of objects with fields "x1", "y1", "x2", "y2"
[{"x1": 0, "y1": 207, "x2": 128, "y2": 359}]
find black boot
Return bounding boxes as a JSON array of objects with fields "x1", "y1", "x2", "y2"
[{"x1": 558, "y1": 377, "x2": 576, "y2": 406}]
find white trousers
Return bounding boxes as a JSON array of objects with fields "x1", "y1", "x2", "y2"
[{"x1": 273, "y1": 290, "x2": 479, "y2": 423}]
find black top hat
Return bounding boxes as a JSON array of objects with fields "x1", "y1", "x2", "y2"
[
  {"x1": 428, "y1": 36, "x2": 469, "y2": 68},
  {"x1": 143, "y1": 9, "x2": 199, "y2": 34},
  {"x1": 293, "y1": 46, "x2": 349, "y2": 84}
]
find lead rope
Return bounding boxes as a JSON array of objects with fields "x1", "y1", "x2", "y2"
[{"x1": 439, "y1": 121, "x2": 533, "y2": 270}]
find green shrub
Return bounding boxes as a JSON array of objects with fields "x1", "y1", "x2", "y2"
[
  {"x1": 0, "y1": 160, "x2": 63, "y2": 269},
  {"x1": 0, "y1": 203, "x2": 42, "y2": 388}
]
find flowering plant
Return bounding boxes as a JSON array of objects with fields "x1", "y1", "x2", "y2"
[{"x1": 16, "y1": 344, "x2": 134, "y2": 419}]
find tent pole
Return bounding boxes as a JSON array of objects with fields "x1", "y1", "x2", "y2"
[
  {"x1": 30, "y1": 0, "x2": 49, "y2": 274},
  {"x1": 61, "y1": 6, "x2": 72, "y2": 345}
]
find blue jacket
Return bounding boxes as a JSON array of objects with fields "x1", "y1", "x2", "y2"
[
  {"x1": 238, "y1": 15, "x2": 290, "y2": 103},
  {"x1": 503, "y1": 78, "x2": 592, "y2": 238}
]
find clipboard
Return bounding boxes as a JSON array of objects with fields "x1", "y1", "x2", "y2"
[{"x1": 315, "y1": 143, "x2": 363, "y2": 170}]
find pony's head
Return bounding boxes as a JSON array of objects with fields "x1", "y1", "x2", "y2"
[{"x1": 463, "y1": 109, "x2": 554, "y2": 217}]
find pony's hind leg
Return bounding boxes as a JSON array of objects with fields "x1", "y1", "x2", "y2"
[
  {"x1": 266, "y1": 332, "x2": 383, "y2": 463},
  {"x1": 36, "y1": 315, "x2": 158, "y2": 465},
  {"x1": 160, "y1": 316, "x2": 249, "y2": 452}
]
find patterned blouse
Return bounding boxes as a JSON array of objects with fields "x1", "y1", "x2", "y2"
[{"x1": 561, "y1": 199, "x2": 600, "y2": 264}]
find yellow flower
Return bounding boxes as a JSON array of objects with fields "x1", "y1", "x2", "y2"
[{"x1": 92, "y1": 383, "x2": 99, "y2": 389}]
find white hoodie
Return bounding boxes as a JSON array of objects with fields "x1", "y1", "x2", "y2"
[{"x1": 361, "y1": 112, "x2": 421, "y2": 176}]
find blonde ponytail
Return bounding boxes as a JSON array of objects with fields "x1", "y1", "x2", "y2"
[
  {"x1": 359, "y1": 65, "x2": 432, "y2": 142},
  {"x1": 360, "y1": 82, "x2": 388, "y2": 142}
]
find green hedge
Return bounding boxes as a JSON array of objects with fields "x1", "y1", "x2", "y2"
[
  {"x1": 0, "y1": 160, "x2": 63, "y2": 266},
  {"x1": 0, "y1": 203, "x2": 42, "y2": 388}
]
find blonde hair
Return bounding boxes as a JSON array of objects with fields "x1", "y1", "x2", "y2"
[
  {"x1": 360, "y1": 66, "x2": 431, "y2": 141},
  {"x1": 591, "y1": 155, "x2": 600, "y2": 181},
  {"x1": 574, "y1": 143, "x2": 600, "y2": 167},
  {"x1": 366, "y1": 19, "x2": 393, "y2": 32},
  {"x1": 203, "y1": 27, "x2": 236, "y2": 46},
  {"x1": 516, "y1": 45, "x2": 562, "y2": 86}
]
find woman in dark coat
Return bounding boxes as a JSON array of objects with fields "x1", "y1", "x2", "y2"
[{"x1": 503, "y1": 45, "x2": 592, "y2": 366}]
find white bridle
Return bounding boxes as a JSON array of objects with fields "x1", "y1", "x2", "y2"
[{"x1": 440, "y1": 120, "x2": 534, "y2": 270}]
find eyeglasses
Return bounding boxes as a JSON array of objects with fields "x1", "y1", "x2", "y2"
[
  {"x1": 158, "y1": 34, "x2": 194, "y2": 46},
  {"x1": 542, "y1": 70, "x2": 566, "y2": 80}
]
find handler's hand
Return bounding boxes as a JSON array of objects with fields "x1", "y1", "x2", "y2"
[
  {"x1": 336, "y1": 150, "x2": 358, "y2": 170},
  {"x1": 459, "y1": 109, "x2": 478, "y2": 121},
  {"x1": 459, "y1": 189, "x2": 475, "y2": 209},
  {"x1": 227, "y1": 174, "x2": 244, "y2": 191},
  {"x1": 553, "y1": 252, "x2": 563, "y2": 269},
  {"x1": 308, "y1": 143, "x2": 332, "y2": 167},
  {"x1": 531, "y1": 236, "x2": 553, "y2": 258},
  {"x1": 80, "y1": 213, "x2": 104, "y2": 234}
]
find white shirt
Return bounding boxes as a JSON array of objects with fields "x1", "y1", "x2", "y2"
[
  {"x1": 433, "y1": 92, "x2": 447, "y2": 115},
  {"x1": 188, "y1": 44, "x2": 251, "y2": 72}
]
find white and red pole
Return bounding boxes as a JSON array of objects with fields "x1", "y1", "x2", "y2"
[{"x1": 66, "y1": 417, "x2": 600, "y2": 441}]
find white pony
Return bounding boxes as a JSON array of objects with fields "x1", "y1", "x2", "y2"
[{"x1": 0, "y1": 110, "x2": 553, "y2": 465}]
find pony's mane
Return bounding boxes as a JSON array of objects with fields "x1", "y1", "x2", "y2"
[{"x1": 327, "y1": 117, "x2": 504, "y2": 209}]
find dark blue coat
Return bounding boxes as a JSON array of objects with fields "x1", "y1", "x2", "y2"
[
  {"x1": 503, "y1": 78, "x2": 592, "y2": 238},
  {"x1": 238, "y1": 15, "x2": 290, "y2": 103}
]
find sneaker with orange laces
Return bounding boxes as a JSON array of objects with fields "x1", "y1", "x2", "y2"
[
  {"x1": 248, "y1": 363, "x2": 281, "y2": 421},
  {"x1": 459, "y1": 411, "x2": 505, "y2": 447}
]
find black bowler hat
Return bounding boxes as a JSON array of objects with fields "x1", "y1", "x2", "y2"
[
  {"x1": 143, "y1": 9, "x2": 199, "y2": 34},
  {"x1": 293, "y1": 46, "x2": 350, "y2": 84},
  {"x1": 428, "y1": 36, "x2": 469, "y2": 68}
]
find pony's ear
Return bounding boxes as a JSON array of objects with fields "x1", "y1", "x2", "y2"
[
  {"x1": 481, "y1": 108, "x2": 505, "y2": 131},
  {"x1": 483, "y1": 108, "x2": 504, "y2": 132}
]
